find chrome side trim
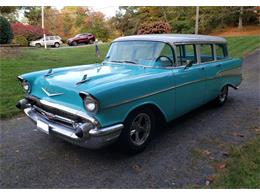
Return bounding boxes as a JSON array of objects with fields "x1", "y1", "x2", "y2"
[{"x1": 104, "y1": 67, "x2": 241, "y2": 109}]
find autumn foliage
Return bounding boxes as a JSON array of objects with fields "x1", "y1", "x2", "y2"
[
  {"x1": 137, "y1": 21, "x2": 172, "y2": 35},
  {"x1": 11, "y1": 22, "x2": 49, "y2": 41}
]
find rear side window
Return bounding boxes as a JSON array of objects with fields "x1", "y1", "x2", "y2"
[
  {"x1": 176, "y1": 44, "x2": 197, "y2": 66},
  {"x1": 215, "y1": 44, "x2": 228, "y2": 60},
  {"x1": 199, "y1": 44, "x2": 214, "y2": 63}
]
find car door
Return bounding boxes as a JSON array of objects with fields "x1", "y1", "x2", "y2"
[
  {"x1": 173, "y1": 44, "x2": 206, "y2": 117},
  {"x1": 79, "y1": 35, "x2": 86, "y2": 43},
  {"x1": 202, "y1": 44, "x2": 227, "y2": 101},
  {"x1": 44, "y1": 36, "x2": 51, "y2": 46}
]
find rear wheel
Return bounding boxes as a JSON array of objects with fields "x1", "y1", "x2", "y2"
[
  {"x1": 118, "y1": 107, "x2": 156, "y2": 154},
  {"x1": 54, "y1": 42, "x2": 60, "y2": 48},
  {"x1": 215, "y1": 85, "x2": 228, "y2": 106}
]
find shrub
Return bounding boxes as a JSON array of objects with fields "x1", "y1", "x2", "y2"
[
  {"x1": 12, "y1": 35, "x2": 28, "y2": 46},
  {"x1": 11, "y1": 22, "x2": 49, "y2": 42},
  {"x1": 0, "y1": 16, "x2": 13, "y2": 44},
  {"x1": 137, "y1": 21, "x2": 172, "y2": 35}
]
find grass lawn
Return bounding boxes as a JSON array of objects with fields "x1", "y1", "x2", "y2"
[
  {"x1": 0, "y1": 36, "x2": 260, "y2": 119},
  {"x1": 211, "y1": 135, "x2": 260, "y2": 188}
]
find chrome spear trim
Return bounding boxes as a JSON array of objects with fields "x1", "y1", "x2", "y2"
[{"x1": 76, "y1": 74, "x2": 90, "y2": 85}]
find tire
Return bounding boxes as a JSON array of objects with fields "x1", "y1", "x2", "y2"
[
  {"x1": 118, "y1": 107, "x2": 156, "y2": 154},
  {"x1": 54, "y1": 42, "x2": 60, "y2": 48},
  {"x1": 72, "y1": 41, "x2": 77, "y2": 46},
  {"x1": 89, "y1": 39, "x2": 94, "y2": 44},
  {"x1": 215, "y1": 85, "x2": 228, "y2": 106},
  {"x1": 36, "y1": 43, "x2": 41, "y2": 48}
]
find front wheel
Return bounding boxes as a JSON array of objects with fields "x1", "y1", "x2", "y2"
[
  {"x1": 215, "y1": 85, "x2": 228, "y2": 106},
  {"x1": 36, "y1": 43, "x2": 41, "y2": 48},
  {"x1": 118, "y1": 107, "x2": 156, "y2": 154},
  {"x1": 72, "y1": 41, "x2": 77, "y2": 46}
]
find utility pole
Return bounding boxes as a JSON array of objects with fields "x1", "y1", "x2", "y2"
[
  {"x1": 41, "y1": 6, "x2": 47, "y2": 49},
  {"x1": 238, "y1": 6, "x2": 243, "y2": 30},
  {"x1": 195, "y1": 6, "x2": 199, "y2": 34}
]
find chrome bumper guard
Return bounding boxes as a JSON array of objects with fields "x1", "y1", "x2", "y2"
[{"x1": 17, "y1": 98, "x2": 124, "y2": 149}]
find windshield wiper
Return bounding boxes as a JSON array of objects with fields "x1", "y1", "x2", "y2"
[
  {"x1": 109, "y1": 60, "x2": 136, "y2": 64},
  {"x1": 123, "y1": 60, "x2": 136, "y2": 64}
]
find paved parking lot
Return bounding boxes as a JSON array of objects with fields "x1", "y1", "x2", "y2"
[{"x1": 0, "y1": 50, "x2": 259, "y2": 188}]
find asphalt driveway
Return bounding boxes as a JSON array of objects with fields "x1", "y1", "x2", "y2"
[{"x1": 0, "y1": 50, "x2": 259, "y2": 188}]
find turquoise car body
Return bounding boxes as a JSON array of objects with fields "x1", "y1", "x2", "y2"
[{"x1": 17, "y1": 34, "x2": 242, "y2": 149}]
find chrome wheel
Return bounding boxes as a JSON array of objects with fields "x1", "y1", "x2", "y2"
[
  {"x1": 219, "y1": 86, "x2": 228, "y2": 103},
  {"x1": 129, "y1": 113, "x2": 151, "y2": 146}
]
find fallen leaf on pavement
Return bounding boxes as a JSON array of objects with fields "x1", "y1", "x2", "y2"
[
  {"x1": 202, "y1": 150, "x2": 211, "y2": 156},
  {"x1": 222, "y1": 151, "x2": 229, "y2": 157},
  {"x1": 132, "y1": 164, "x2": 142, "y2": 171},
  {"x1": 205, "y1": 175, "x2": 215, "y2": 185},
  {"x1": 231, "y1": 132, "x2": 245, "y2": 137},
  {"x1": 213, "y1": 162, "x2": 226, "y2": 170}
]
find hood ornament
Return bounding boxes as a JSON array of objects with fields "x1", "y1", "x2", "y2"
[
  {"x1": 76, "y1": 74, "x2": 90, "y2": 85},
  {"x1": 42, "y1": 87, "x2": 64, "y2": 97}
]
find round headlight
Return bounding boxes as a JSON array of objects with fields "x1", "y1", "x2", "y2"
[
  {"x1": 21, "y1": 81, "x2": 31, "y2": 93},
  {"x1": 83, "y1": 96, "x2": 99, "y2": 113}
]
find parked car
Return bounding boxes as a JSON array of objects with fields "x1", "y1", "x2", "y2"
[
  {"x1": 67, "y1": 33, "x2": 95, "y2": 46},
  {"x1": 16, "y1": 34, "x2": 242, "y2": 153},
  {"x1": 29, "y1": 36, "x2": 62, "y2": 48}
]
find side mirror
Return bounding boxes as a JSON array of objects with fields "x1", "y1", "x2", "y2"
[{"x1": 184, "y1": 60, "x2": 193, "y2": 69}]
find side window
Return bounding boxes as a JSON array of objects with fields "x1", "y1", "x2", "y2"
[
  {"x1": 160, "y1": 44, "x2": 174, "y2": 61},
  {"x1": 199, "y1": 44, "x2": 214, "y2": 63},
  {"x1": 176, "y1": 44, "x2": 197, "y2": 66},
  {"x1": 49, "y1": 36, "x2": 54, "y2": 40},
  {"x1": 215, "y1": 44, "x2": 228, "y2": 60}
]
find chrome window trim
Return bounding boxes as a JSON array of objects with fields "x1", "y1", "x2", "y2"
[
  {"x1": 213, "y1": 44, "x2": 217, "y2": 61},
  {"x1": 104, "y1": 67, "x2": 241, "y2": 109},
  {"x1": 106, "y1": 40, "x2": 176, "y2": 68}
]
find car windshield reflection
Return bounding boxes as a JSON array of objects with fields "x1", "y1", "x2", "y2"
[{"x1": 104, "y1": 41, "x2": 174, "y2": 67}]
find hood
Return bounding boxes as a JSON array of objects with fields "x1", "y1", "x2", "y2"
[{"x1": 29, "y1": 63, "x2": 162, "y2": 110}]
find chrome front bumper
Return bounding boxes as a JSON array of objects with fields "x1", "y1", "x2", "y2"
[{"x1": 17, "y1": 98, "x2": 124, "y2": 149}]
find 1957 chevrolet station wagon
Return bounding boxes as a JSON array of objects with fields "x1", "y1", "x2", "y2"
[{"x1": 16, "y1": 34, "x2": 242, "y2": 153}]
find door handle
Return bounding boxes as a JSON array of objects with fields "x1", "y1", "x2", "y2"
[
  {"x1": 216, "y1": 64, "x2": 221, "y2": 68},
  {"x1": 201, "y1": 67, "x2": 205, "y2": 70}
]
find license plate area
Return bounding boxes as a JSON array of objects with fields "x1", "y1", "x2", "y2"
[{"x1": 37, "y1": 120, "x2": 49, "y2": 134}]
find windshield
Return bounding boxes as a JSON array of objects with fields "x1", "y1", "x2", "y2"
[{"x1": 105, "y1": 41, "x2": 175, "y2": 67}]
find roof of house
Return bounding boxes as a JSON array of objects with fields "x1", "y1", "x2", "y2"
[{"x1": 113, "y1": 34, "x2": 227, "y2": 44}]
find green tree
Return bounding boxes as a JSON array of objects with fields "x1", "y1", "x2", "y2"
[
  {"x1": 0, "y1": 16, "x2": 13, "y2": 44},
  {"x1": 0, "y1": 6, "x2": 20, "y2": 22},
  {"x1": 24, "y1": 6, "x2": 43, "y2": 26}
]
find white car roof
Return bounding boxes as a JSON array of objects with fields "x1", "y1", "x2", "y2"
[{"x1": 113, "y1": 34, "x2": 227, "y2": 44}]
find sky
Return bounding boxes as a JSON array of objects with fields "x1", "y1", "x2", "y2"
[{"x1": 56, "y1": 6, "x2": 119, "y2": 17}]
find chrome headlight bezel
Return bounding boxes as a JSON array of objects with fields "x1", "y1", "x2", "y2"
[
  {"x1": 21, "y1": 80, "x2": 31, "y2": 93},
  {"x1": 80, "y1": 92, "x2": 99, "y2": 114}
]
